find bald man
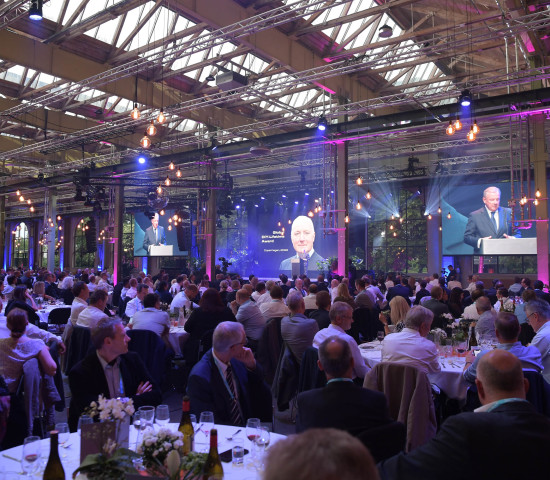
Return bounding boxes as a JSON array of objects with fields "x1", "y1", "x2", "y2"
[
  {"x1": 279, "y1": 215, "x2": 326, "y2": 274},
  {"x1": 464, "y1": 186, "x2": 516, "y2": 254},
  {"x1": 379, "y1": 350, "x2": 550, "y2": 479}
]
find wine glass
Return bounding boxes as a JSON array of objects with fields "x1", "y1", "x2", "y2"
[
  {"x1": 77, "y1": 415, "x2": 93, "y2": 436},
  {"x1": 21, "y1": 436, "x2": 41, "y2": 477},
  {"x1": 155, "y1": 405, "x2": 170, "y2": 427},
  {"x1": 199, "y1": 411, "x2": 214, "y2": 442},
  {"x1": 246, "y1": 418, "x2": 260, "y2": 462},
  {"x1": 133, "y1": 411, "x2": 143, "y2": 449},
  {"x1": 255, "y1": 427, "x2": 271, "y2": 466},
  {"x1": 55, "y1": 422, "x2": 70, "y2": 457},
  {"x1": 377, "y1": 330, "x2": 385, "y2": 345},
  {"x1": 138, "y1": 406, "x2": 155, "y2": 430}
]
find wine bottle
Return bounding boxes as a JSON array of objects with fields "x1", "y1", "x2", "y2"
[
  {"x1": 203, "y1": 428, "x2": 223, "y2": 479},
  {"x1": 178, "y1": 396, "x2": 194, "y2": 454},
  {"x1": 43, "y1": 431, "x2": 65, "y2": 480},
  {"x1": 468, "y1": 325, "x2": 477, "y2": 349}
]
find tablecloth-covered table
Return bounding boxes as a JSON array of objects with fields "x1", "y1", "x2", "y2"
[
  {"x1": 0, "y1": 423, "x2": 285, "y2": 479},
  {"x1": 359, "y1": 340, "x2": 469, "y2": 402}
]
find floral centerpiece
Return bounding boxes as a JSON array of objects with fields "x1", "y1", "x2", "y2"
[
  {"x1": 502, "y1": 300, "x2": 516, "y2": 313},
  {"x1": 86, "y1": 395, "x2": 134, "y2": 448},
  {"x1": 429, "y1": 328, "x2": 447, "y2": 345},
  {"x1": 73, "y1": 439, "x2": 139, "y2": 480}
]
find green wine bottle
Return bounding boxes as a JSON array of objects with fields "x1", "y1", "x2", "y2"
[
  {"x1": 202, "y1": 428, "x2": 223, "y2": 479},
  {"x1": 178, "y1": 396, "x2": 194, "y2": 454},
  {"x1": 43, "y1": 431, "x2": 65, "y2": 480}
]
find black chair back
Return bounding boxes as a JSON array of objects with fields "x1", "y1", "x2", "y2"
[
  {"x1": 298, "y1": 346, "x2": 326, "y2": 393},
  {"x1": 523, "y1": 369, "x2": 550, "y2": 417},
  {"x1": 119, "y1": 296, "x2": 132, "y2": 319},
  {"x1": 256, "y1": 317, "x2": 283, "y2": 385},
  {"x1": 197, "y1": 329, "x2": 215, "y2": 361},
  {"x1": 66, "y1": 326, "x2": 92, "y2": 374},
  {"x1": 352, "y1": 307, "x2": 384, "y2": 342},
  {"x1": 127, "y1": 329, "x2": 171, "y2": 384},
  {"x1": 519, "y1": 323, "x2": 536, "y2": 346},
  {"x1": 48, "y1": 307, "x2": 71, "y2": 325},
  {"x1": 60, "y1": 289, "x2": 75, "y2": 306},
  {"x1": 355, "y1": 421, "x2": 406, "y2": 463}
]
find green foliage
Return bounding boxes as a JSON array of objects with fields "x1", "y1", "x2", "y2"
[{"x1": 73, "y1": 448, "x2": 139, "y2": 480}]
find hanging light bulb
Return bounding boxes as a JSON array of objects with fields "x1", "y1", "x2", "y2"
[
  {"x1": 19, "y1": 195, "x2": 24, "y2": 202},
  {"x1": 27, "y1": 199, "x2": 31, "y2": 205},
  {"x1": 428, "y1": 214, "x2": 432, "y2": 220},
  {"x1": 454, "y1": 117, "x2": 462, "y2": 130},
  {"x1": 160, "y1": 209, "x2": 165, "y2": 216},
  {"x1": 140, "y1": 134, "x2": 151, "y2": 148},
  {"x1": 147, "y1": 121, "x2": 157, "y2": 136},
  {"x1": 157, "y1": 108, "x2": 166, "y2": 124},
  {"x1": 399, "y1": 217, "x2": 404, "y2": 223},
  {"x1": 165, "y1": 176, "x2": 171, "y2": 186},
  {"x1": 156, "y1": 185, "x2": 163, "y2": 194},
  {"x1": 56, "y1": 215, "x2": 61, "y2": 221},
  {"x1": 16, "y1": 190, "x2": 20, "y2": 196},
  {"x1": 307, "y1": 210, "x2": 314, "y2": 218},
  {"x1": 393, "y1": 231, "x2": 397, "y2": 237},
  {"x1": 390, "y1": 224, "x2": 394, "y2": 230},
  {"x1": 288, "y1": 219, "x2": 292, "y2": 225},
  {"x1": 534, "y1": 198, "x2": 540, "y2": 206},
  {"x1": 439, "y1": 226, "x2": 442, "y2": 231},
  {"x1": 467, "y1": 126, "x2": 476, "y2": 142},
  {"x1": 437, "y1": 206, "x2": 442, "y2": 214},
  {"x1": 30, "y1": 206, "x2": 34, "y2": 212},
  {"x1": 176, "y1": 168, "x2": 182, "y2": 178},
  {"x1": 472, "y1": 120, "x2": 480, "y2": 135},
  {"x1": 446, "y1": 120, "x2": 455, "y2": 136},
  {"x1": 345, "y1": 215, "x2": 350, "y2": 223},
  {"x1": 356, "y1": 176, "x2": 363, "y2": 185},
  {"x1": 277, "y1": 221, "x2": 281, "y2": 227},
  {"x1": 536, "y1": 189, "x2": 541, "y2": 198},
  {"x1": 169, "y1": 161, "x2": 175, "y2": 170},
  {"x1": 391, "y1": 214, "x2": 395, "y2": 220},
  {"x1": 366, "y1": 190, "x2": 372, "y2": 200},
  {"x1": 131, "y1": 104, "x2": 140, "y2": 120},
  {"x1": 168, "y1": 224, "x2": 172, "y2": 231},
  {"x1": 356, "y1": 201, "x2": 361, "y2": 210},
  {"x1": 447, "y1": 212, "x2": 452, "y2": 219}
]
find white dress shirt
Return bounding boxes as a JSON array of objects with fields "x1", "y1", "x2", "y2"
[
  {"x1": 70, "y1": 297, "x2": 88, "y2": 326},
  {"x1": 76, "y1": 305, "x2": 108, "y2": 329},
  {"x1": 531, "y1": 321, "x2": 550, "y2": 383},
  {"x1": 313, "y1": 324, "x2": 369, "y2": 379},
  {"x1": 0, "y1": 315, "x2": 61, "y2": 343},
  {"x1": 125, "y1": 297, "x2": 144, "y2": 318},
  {"x1": 129, "y1": 307, "x2": 170, "y2": 337},
  {"x1": 381, "y1": 327, "x2": 440, "y2": 374},
  {"x1": 170, "y1": 291, "x2": 199, "y2": 313},
  {"x1": 303, "y1": 293, "x2": 318, "y2": 310},
  {"x1": 259, "y1": 299, "x2": 290, "y2": 321}
]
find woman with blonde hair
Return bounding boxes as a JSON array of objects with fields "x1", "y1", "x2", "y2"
[
  {"x1": 379, "y1": 296, "x2": 410, "y2": 335},
  {"x1": 333, "y1": 283, "x2": 356, "y2": 309},
  {"x1": 31, "y1": 281, "x2": 55, "y2": 303}
]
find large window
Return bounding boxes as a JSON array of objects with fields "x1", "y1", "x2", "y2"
[
  {"x1": 12, "y1": 222, "x2": 29, "y2": 268},
  {"x1": 74, "y1": 217, "x2": 96, "y2": 268},
  {"x1": 366, "y1": 188, "x2": 428, "y2": 275}
]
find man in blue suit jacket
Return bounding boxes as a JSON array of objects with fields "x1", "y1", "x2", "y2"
[
  {"x1": 142, "y1": 213, "x2": 166, "y2": 254},
  {"x1": 463, "y1": 186, "x2": 516, "y2": 254},
  {"x1": 187, "y1": 321, "x2": 271, "y2": 425}
]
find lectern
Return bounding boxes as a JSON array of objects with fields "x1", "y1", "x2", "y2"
[
  {"x1": 149, "y1": 245, "x2": 173, "y2": 256},
  {"x1": 479, "y1": 238, "x2": 537, "y2": 255}
]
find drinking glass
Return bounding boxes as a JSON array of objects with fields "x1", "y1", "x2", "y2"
[
  {"x1": 55, "y1": 422, "x2": 70, "y2": 457},
  {"x1": 133, "y1": 411, "x2": 143, "y2": 449},
  {"x1": 77, "y1": 415, "x2": 93, "y2": 436},
  {"x1": 199, "y1": 411, "x2": 214, "y2": 442},
  {"x1": 138, "y1": 406, "x2": 155, "y2": 430},
  {"x1": 377, "y1": 330, "x2": 385, "y2": 345},
  {"x1": 21, "y1": 436, "x2": 41, "y2": 477},
  {"x1": 245, "y1": 418, "x2": 260, "y2": 462},
  {"x1": 232, "y1": 438, "x2": 245, "y2": 466},
  {"x1": 156, "y1": 405, "x2": 170, "y2": 427},
  {"x1": 255, "y1": 427, "x2": 270, "y2": 467}
]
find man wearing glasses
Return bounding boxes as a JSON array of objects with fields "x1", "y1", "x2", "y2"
[{"x1": 525, "y1": 299, "x2": 550, "y2": 383}]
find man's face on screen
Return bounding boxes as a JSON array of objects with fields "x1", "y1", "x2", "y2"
[
  {"x1": 151, "y1": 216, "x2": 159, "y2": 228},
  {"x1": 291, "y1": 217, "x2": 315, "y2": 254},
  {"x1": 483, "y1": 189, "x2": 500, "y2": 212}
]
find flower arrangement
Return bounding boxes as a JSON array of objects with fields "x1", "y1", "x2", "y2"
[
  {"x1": 502, "y1": 300, "x2": 516, "y2": 313},
  {"x1": 442, "y1": 313, "x2": 454, "y2": 323},
  {"x1": 137, "y1": 428, "x2": 185, "y2": 475},
  {"x1": 87, "y1": 395, "x2": 135, "y2": 421},
  {"x1": 73, "y1": 440, "x2": 139, "y2": 480},
  {"x1": 430, "y1": 328, "x2": 447, "y2": 338}
]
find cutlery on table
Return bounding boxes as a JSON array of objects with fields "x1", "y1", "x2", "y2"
[{"x1": 226, "y1": 428, "x2": 242, "y2": 441}]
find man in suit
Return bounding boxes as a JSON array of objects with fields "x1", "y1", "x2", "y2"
[
  {"x1": 378, "y1": 350, "x2": 550, "y2": 479},
  {"x1": 464, "y1": 186, "x2": 516, "y2": 253},
  {"x1": 533, "y1": 280, "x2": 550, "y2": 304},
  {"x1": 187, "y1": 321, "x2": 271, "y2": 425},
  {"x1": 68, "y1": 317, "x2": 161, "y2": 431},
  {"x1": 386, "y1": 276, "x2": 412, "y2": 305},
  {"x1": 422, "y1": 286, "x2": 450, "y2": 327},
  {"x1": 142, "y1": 213, "x2": 166, "y2": 255},
  {"x1": 279, "y1": 216, "x2": 326, "y2": 275},
  {"x1": 297, "y1": 336, "x2": 392, "y2": 434}
]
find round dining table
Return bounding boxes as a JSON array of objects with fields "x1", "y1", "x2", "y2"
[
  {"x1": 359, "y1": 339, "x2": 469, "y2": 403},
  {"x1": 0, "y1": 422, "x2": 285, "y2": 479}
]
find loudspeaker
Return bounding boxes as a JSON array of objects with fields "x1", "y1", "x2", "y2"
[{"x1": 85, "y1": 218, "x2": 97, "y2": 253}]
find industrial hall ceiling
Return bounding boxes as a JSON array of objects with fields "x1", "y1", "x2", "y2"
[{"x1": 1, "y1": 0, "x2": 550, "y2": 220}]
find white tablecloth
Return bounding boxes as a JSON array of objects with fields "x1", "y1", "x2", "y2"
[
  {"x1": 359, "y1": 340, "x2": 469, "y2": 402},
  {"x1": 168, "y1": 327, "x2": 190, "y2": 356},
  {"x1": 0, "y1": 423, "x2": 284, "y2": 479},
  {"x1": 36, "y1": 304, "x2": 71, "y2": 324}
]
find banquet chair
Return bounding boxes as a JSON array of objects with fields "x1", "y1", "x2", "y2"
[
  {"x1": 298, "y1": 346, "x2": 326, "y2": 393},
  {"x1": 355, "y1": 421, "x2": 406, "y2": 463},
  {"x1": 65, "y1": 325, "x2": 93, "y2": 374},
  {"x1": 256, "y1": 317, "x2": 283, "y2": 385},
  {"x1": 364, "y1": 362, "x2": 437, "y2": 452},
  {"x1": 127, "y1": 329, "x2": 173, "y2": 389},
  {"x1": 522, "y1": 369, "x2": 550, "y2": 417},
  {"x1": 48, "y1": 307, "x2": 71, "y2": 325},
  {"x1": 272, "y1": 342, "x2": 300, "y2": 412},
  {"x1": 352, "y1": 307, "x2": 384, "y2": 342},
  {"x1": 519, "y1": 323, "x2": 536, "y2": 346}
]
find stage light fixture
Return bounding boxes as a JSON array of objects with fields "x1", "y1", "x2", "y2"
[
  {"x1": 317, "y1": 115, "x2": 328, "y2": 131},
  {"x1": 454, "y1": 117, "x2": 462, "y2": 130},
  {"x1": 536, "y1": 189, "x2": 541, "y2": 198},
  {"x1": 282, "y1": 194, "x2": 287, "y2": 198},
  {"x1": 355, "y1": 201, "x2": 361, "y2": 210},
  {"x1": 472, "y1": 120, "x2": 480, "y2": 135},
  {"x1": 261, "y1": 196, "x2": 266, "y2": 200},
  {"x1": 206, "y1": 72, "x2": 216, "y2": 82},
  {"x1": 131, "y1": 104, "x2": 140, "y2": 120},
  {"x1": 446, "y1": 120, "x2": 455, "y2": 136},
  {"x1": 356, "y1": 176, "x2": 363, "y2": 185},
  {"x1": 140, "y1": 134, "x2": 151, "y2": 148},
  {"x1": 467, "y1": 127, "x2": 475, "y2": 142},
  {"x1": 460, "y1": 90, "x2": 471, "y2": 107},
  {"x1": 147, "y1": 121, "x2": 157, "y2": 136},
  {"x1": 294, "y1": 201, "x2": 299, "y2": 205},
  {"x1": 305, "y1": 192, "x2": 309, "y2": 196},
  {"x1": 138, "y1": 155, "x2": 147, "y2": 164},
  {"x1": 157, "y1": 108, "x2": 166, "y2": 124},
  {"x1": 176, "y1": 168, "x2": 182, "y2": 178},
  {"x1": 28, "y1": 0, "x2": 42, "y2": 20},
  {"x1": 378, "y1": 24, "x2": 393, "y2": 38}
]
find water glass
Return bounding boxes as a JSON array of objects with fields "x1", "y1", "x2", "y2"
[
  {"x1": 55, "y1": 423, "x2": 70, "y2": 445},
  {"x1": 21, "y1": 436, "x2": 41, "y2": 477},
  {"x1": 77, "y1": 415, "x2": 93, "y2": 436},
  {"x1": 199, "y1": 411, "x2": 214, "y2": 442},
  {"x1": 156, "y1": 404, "x2": 170, "y2": 426},
  {"x1": 138, "y1": 406, "x2": 155, "y2": 430},
  {"x1": 232, "y1": 438, "x2": 245, "y2": 466}
]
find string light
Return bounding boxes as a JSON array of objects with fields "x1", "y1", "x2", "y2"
[
  {"x1": 131, "y1": 104, "x2": 140, "y2": 120},
  {"x1": 56, "y1": 215, "x2": 61, "y2": 221},
  {"x1": 140, "y1": 134, "x2": 151, "y2": 149},
  {"x1": 157, "y1": 108, "x2": 166, "y2": 124},
  {"x1": 534, "y1": 199, "x2": 539, "y2": 206},
  {"x1": 472, "y1": 120, "x2": 480, "y2": 135},
  {"x1": 467, "y1": 126, "x2": 475, "y2": 142},
  {"x1": 355, "y1": 201, "x2": 361, "y2": 210},
  {"x1": 168, "y1": 225, "x2": 172, "y2": 231},
  {"x1": 447, "y1": 212, "x2": 452, "y2": 219},
  {"x1": 536, "y1": 189, "x2": 541, "y2": 198},
  {"x1": 437, "y1": 206, "x2": 442, "y2": 214},
  {"x1": 27, "y1": 199, "x2": 31, "y2": 205},
  {"x1": 156, "y1": 185, "x2": 163, "y2": 194},
  {"x1": 165, "y1": 176, "x2": 171, "y2": 186},
  {"x1": 356, "y1": 176, "x2": 363, "y2": 185},
  {"x1": 146, "y1": 121, "x2": 157, "y2": 136},
  {"x1": 176, "y1": 168, "x2": 182, "y2": 178},
  {"x1": 393, "y1": 231, "x2": 397, "y2": 237},
  {"x1": 439, "y1": 226, "x2": 442, "y2": 231},
  {"x1": 428, "y1": 214, "x2": 432, "y2": 220},
  {"x1": 345, "y1": 215, "x2": 350, "y2": 223},
  {"x1": 16, "y1": 190, "x2": 20, "y2": 196},
  {"x1": 160, "y1": 210, "x2": 165, "y2": 216},
  {"x1": 446, "y1": 120, "x2": 455, "y2": 135},
  {"x1": 30, "y1": 206, "x2": 34, "y2": 212},
  {"x1": 19, "y1": 195, "x2": 24, "y2": 202},
  {"x1": 454, "y1": 117, "x2": 462, "y2": 130},
  {"x1": 366, "y1": 190, "x2": 372, "y2": 200},
  {"x1": 307, "y1": 210, "x2": 314, "y2": 217},
  {"x1": 169, "y1": 161, "x2": 175, "y2": 170}
]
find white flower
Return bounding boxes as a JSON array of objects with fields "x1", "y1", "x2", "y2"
[
  {"x1": 153, "y1": 450, "x2": 159, "y2": 457},
  {"x1": 163, "y1": 442, "x2": 172, "y2": 450},
  {"x1": 165, "y1": 450, "x2": 181, "y2": 476},
  {"x1": 174, "y1": 440, "x2": 183, "y2": 449},
  {"x1": 145, "y1": 438, "x2": 154, "y2": 447}
]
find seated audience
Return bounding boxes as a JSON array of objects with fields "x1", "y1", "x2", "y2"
[
  {"x1": 378, "y1": 350, "x2": 550, "y2": 479},
  {"x1": 379, "y1": 296, "x2": 410, "y2": 335},
  {"x1": 474, "y1": 296, "x2": 498, "y2": 342},
  {"x1": 259, "y1": 285, "x2": 290, "y2": 321},
  {"x1": 154, "y1": 281, "x2": 173, "y2": 305},
  {"x1": 264, "y1": 428, "x2": 378, "y2": 480},
  {"x1": 68, "y1": 317, "x2": 161, "y2": 431},
  {"x1": 333, "y1": 283, "x2": 356, "y2": 309},
  {"x1": 313, "y1": 302, "x2": 369, "y2": 379},
  {"x1": 386, "y1": 277, "x2": 412, "y2": 305},
  {"x1": 125, "y1": 278, "x2": 138, "y2": 299},
  {"x1": 252, "y1": 282, "x2": 266, "y2": 302},
  {"x1": 0, "y1": 309, "x2": 57, "y2": 393},
  {"x1": 44, "y1": 273, "x2": 61, "y2": 299},
  {"x1": 493, "y1": 287, "x2": 512, "y2": 312},
  {"x1": 5, "y1": 286, "x2": 39, "y2": 325},
  {"x1": 534, "y1": 280, "x2": 550, "y2": 304},
  {"x1": 381, "y1": 305, "x2": 440, "y2": 374},
  {"x1": 297, "y1": 336, "x2": 391, "y2": 435},
  {"x1": 232, "y1": 289, "x2": 266, "y2": 345},
  {"x1": 69, "y1": 281, "x2": 89, "y2": 327},
  {"x1": 413, "y1": 280, "x2": 430, "y2": 305},
  {"x1": 281, "y1": 292, "x2": 319, "y2": 365},
  {"x1": 187, "y1": 321, "x2": 271, "y2": 425},
  {"x1": 256, "y1": 280, "x2": 275, "y2": 306},
  {"x1": 31, "y1": 281, "x2": 54, "y2": 303},
  {"x1": 125, "y1": 284, "x2": 150, "y2": 319},
  {"x1": 309, "y1": 290, "x2": 332, "y2": 330},
  {"x1": 514, "y1": 288, "x2": 536, "y2": 324},
  {"x1": 462, "y1": 288, "x2": 484, "y2": 320},
  {"x1": 129, "y1": 293, "x2": 171, "y2": 341},
  {"x1": 447, "y1": 287, "x2": 464, "y2": 319},
  {"x1": 463, "y1": 312, "x2": 542, "y2": 383},
  {"x1": 59, "y1": 276, "x2": 75, "y2": 305},
  {"x1": 289, "y1": 278, "x2": 307, "y2": 297},
  {"x1": 170, "y1": 284, "x2": 199, "y2": 314},
  {"x1": 76, "y1": 289, "x2": 109, "y2": 328},
  {"x1": 422, "y1": 286, "x2": 450, "y2": 326},
  {"x1": 303, "y1": 284, "x2": 318, "y2": 310},
  {"x1": 526, "y1": 299, "x2": 550, "y2": 383}
]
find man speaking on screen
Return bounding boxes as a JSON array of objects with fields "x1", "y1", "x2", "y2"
[
  {"x1": 279, "y1": 215, "x2": 326, "y2": 274},
  {"x1": 464, "y1": 186, "x2": 516, "y2": 254},
  {"x1": 142, "y1": 213, "x2": 167, "y2": 254}
]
